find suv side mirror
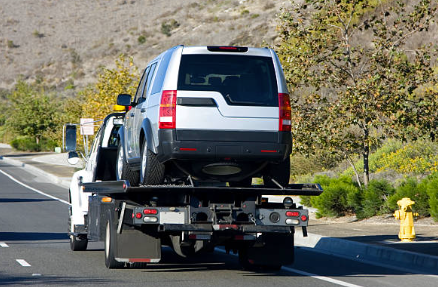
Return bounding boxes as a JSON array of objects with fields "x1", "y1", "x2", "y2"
[
  {"x1": 67, "y1": 151, "x2": 79, "y2": 165},
  {"x1": 117, "y1": 94, "x2": 132, "y2": 106}
]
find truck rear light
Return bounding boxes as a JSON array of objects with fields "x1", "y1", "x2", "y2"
[
  {"x1": 261, "y1": 150, "x2": 277, "y2": 153},
  {"x1": 143, "y1": 216, "x2": 158, "y2": 223},
  {"x1": 207, "y1": 46, "x2": 248, "y2": 52},
  {"x1": 101, "y1": 197, "x2": 112, "y2": 203},
  {"x1": 301, "y1": 215, "x2": 308, "y2": 222},
  {"x1": 278, "y1": 93, "x2": 291, "y2": 132},
  {"x1": 159, "y1": 90, "x2": 177, "y2": 129},
  {"x1": 285, "y1": 219, "x2": 300, "y2": 225},
  {"x1": 286, "y1": 211, "x2": 299, "y2": 217},
  {"x1": 135, "y1": 212, "x2": 143, "y2": 219},
  {"x1": 180, "y1": 148, "x2": 197, "y2": 151},
  {"x1": 143, "y1": 208, "x2": 158, "y2": 215}
]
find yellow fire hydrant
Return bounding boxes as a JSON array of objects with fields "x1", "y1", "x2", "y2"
[{"x1": 393, "y1": 197, "x2": 419, "y2": 242}]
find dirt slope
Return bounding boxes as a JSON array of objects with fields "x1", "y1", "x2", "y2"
[{"x1": 0, "y1": 0, "x2": 291, "y2": 91}]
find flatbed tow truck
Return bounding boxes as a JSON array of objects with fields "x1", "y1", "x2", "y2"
[{"x1": 66, "y1": 112, "x2": 323, "y2": 270}]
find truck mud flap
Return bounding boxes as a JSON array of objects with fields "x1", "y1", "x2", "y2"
[
  {"x1": 243, "y1": 233, "x2": 294, "y2": 266},
  {"x1": 115, "y1": 227, "x2": 161, "y2": 263}
]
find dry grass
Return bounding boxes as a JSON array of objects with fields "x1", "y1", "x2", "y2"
[{"x1": 0, "y1": 0, "x2": 290, "y2": 92}]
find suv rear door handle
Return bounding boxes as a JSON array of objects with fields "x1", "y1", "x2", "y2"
[
  {"x1": 130, "y1": 113, "x2": 135, "y2": 117},
  {"x1": 141, "y1": 108, "x2": 147, "y2": 113}
]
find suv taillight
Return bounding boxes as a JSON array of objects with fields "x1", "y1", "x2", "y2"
[
  {"x1": 279, "y1": 93, "x2": 291, "y2": 132},
  {"x1": 159, "y1": 90, "x2": 177, "y2": 129}
]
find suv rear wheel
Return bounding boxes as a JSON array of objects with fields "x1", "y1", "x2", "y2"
[
  {"x1": 140, "y1": 138, "x2": 165, "y2": 185},
  {"x1": 263, "y1": 157, "x2": 290, "y2": 187},
  {"x1": 116, "y1": 145, "x2": 139, "y2": 186}
]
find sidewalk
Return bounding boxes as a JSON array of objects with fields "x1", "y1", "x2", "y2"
[{"x1": 1, "y1": 144, "x2": 438, "y2": 274}]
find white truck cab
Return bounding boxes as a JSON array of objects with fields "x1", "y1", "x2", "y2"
[{"x1": 68, "y1": 113, "x2": 124, "y2": 250}]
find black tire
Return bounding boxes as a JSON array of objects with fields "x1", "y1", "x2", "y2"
[
  {"x1": 170, "y1": 234, "x2": 205, "y2": 258},
  {"x1": 105, "y1": 219, "x2": 124, "y2": 269},
  {"x1": 263, "y1": 156, "x2": 290, "y2": 188},
  {"x1": 140, "y1": 138, "x2": 165, "y2": 185},
  {"x1": 70, "y1": 235, "x2": 88, "y2": 251},
  {"x1": 68, "y1": 190, "x2": 88, "y2": 251},
  {"x1": 116, "y1": 145, "x2": 139, "y2": 186}
]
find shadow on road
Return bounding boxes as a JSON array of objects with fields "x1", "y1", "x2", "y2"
[
  {"x1": 0, "y1": 232, "x2": 68, "y2": 241},
  {"x1": 0, "y1": 272, "x2": 113, "y2": 286},
  {"x1": 0, "y1": 198, "x2": 56, "y2": 203}
]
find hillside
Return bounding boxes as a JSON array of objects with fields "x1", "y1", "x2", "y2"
[{"x1": 0, "y1": 0, "x2": 291, "y2": 91}]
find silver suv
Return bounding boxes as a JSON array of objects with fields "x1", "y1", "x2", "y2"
[{"x1": 116, "y1": 45, "x2": 292, "y2": 187}]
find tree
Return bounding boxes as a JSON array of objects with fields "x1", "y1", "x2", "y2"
[
  {"x1": 276, "y1": 0, "x2": 438, "y2": 187},
  {"x1": 6, "y1": 80, "x2": 59, "y2": 144},
  {"x1": 80, "y1": 54, "x2": 139, "y2": 122}
]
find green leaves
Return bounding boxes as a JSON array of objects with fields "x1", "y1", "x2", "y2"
[
  {"x1": 6, "y1": 80, "x2": 58, "y2": 145},
  {"x1": 80, "y1": 54, "x2": 139, "y2": 122},
  {"x1": 276, "y1": 0, "x2": 438, "y2": 186}
]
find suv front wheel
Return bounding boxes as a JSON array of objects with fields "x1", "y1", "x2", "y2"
[{"x1": 140, "y1": 138, "x2": 165, "y2": 185}]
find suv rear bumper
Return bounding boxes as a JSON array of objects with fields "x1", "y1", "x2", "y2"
[{"x1": 156, "y1": 129, "x2": 292, "y2": 163}]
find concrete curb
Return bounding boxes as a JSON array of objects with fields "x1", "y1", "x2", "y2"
[
  {"x1": 0, "y1": 156, "x2": 71, "y2": 189},
  {"x1": 295, "y1": 230, "x2": 438, "y2": 275}
]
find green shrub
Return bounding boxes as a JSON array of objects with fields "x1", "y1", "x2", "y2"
[
  {"x1": 355, "y1": 179, "x2": 395, "y2": 219},
  {"x1": 342, "y1": 139, "x2": 438, "y2": 178},
  {"x1": 426, "y1": 172, "x2": 438, "y2": 221},
  {"x1": 161, "y1": 19, "x2": 180, "y2": 37},
  {"x1": 11, "y1": 136, "x2": 40, "y2": 151},
  {"x1": 387, "y1": 177, "x2": 430, "y2": 216},
  {"x1": 310, "y1": 175, "x2": 360, "y2": 218},
  {"x1": 10, "y1": 136, "x2": 57, "y2": 152},
  {"x1": 300, "y1": 196, "x2": 312, "y2": 207},
  {"x1": 137, "y1": 35, "x2": 146, "y2": 44}
]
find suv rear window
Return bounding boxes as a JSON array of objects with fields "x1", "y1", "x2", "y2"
[{"x1": 177, "y1": 55, "x2": 278, "y2": 106}]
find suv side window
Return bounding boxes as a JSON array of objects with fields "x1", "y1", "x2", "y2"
[
  {"x1": 134, "y1": 67, "x2": 150, "y2": 104},
  {"x1": 151, "y1": 49, "x2": 174, "y2": 94},
  {"x1": 142, "y1": 63, "x2": 157, "y2": 99}
]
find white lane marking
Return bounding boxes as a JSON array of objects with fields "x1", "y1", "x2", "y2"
[
  {"x1": 0, "y1": 242, "x2": 9, "y2": 248},
  {"x1": 215, "y1": 248, "x2": 364, "y2": 287},
  {"x1": 283, "y1": 266, "x2": 364, "y2": 287},
  {"x1": 16, "y1": 259, "x2": 31, "y2": 267},
  {"x1": 0, "y1": 169, "x2": 70, "y2": 206}
]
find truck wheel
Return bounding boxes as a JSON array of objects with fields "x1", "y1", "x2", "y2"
[
  {"x1": 105, "y1": 220, "x2": 124, "y2": 269},
  {"x1": 140, "y1": 138, "x2": 165, "y2": 185},
  {"x1": 116, "y1": 145, "x2": 139, "y2": 186},
  {"x1": 170, "y1": 235, "x2": 204, "y2": 258},
  {"x1": 70, "y1": 235, "x2": 88, "y2": 251},
  {"x1": 68, "y1": 190, "x2": 88, "y2": 251},
  {"x1": 263, "y1": 156, "x2": 290, "y2": 188}
]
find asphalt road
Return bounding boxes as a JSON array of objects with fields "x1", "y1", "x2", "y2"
[{"x1": 1, "y1": 161, "x2": 438, "y2": 287}]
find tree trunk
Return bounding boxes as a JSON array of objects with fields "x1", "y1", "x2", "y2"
[
  {"x1": 346, "y1": 154, "x2": 362, "y2": 189},
  {"x1": 363, "y1": 128, "x2": 370, "y2": 188}
]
